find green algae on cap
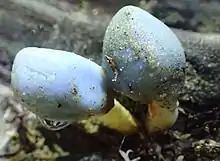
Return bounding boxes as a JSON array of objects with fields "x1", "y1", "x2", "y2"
[
  {"x1": 102, "y1": 5, "x2": 186, "y2": 103},
  {"x1": 11, "y1": 47, "x2": 113, "y2": 123}
]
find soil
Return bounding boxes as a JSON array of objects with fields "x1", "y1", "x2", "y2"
[{"x1": 1, "y1": 0, "x2": 220, "y2": 161}]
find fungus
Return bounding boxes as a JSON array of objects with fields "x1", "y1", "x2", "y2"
[
  {"x1": 11, "y1": 47, "x2": 138, "y2": 133},
  {"x1": 102, "y1": 6, "x2": 186, "y2": 132},
  {"x1": 11, "y1": 47, "x2": 113, "y2": 129}
]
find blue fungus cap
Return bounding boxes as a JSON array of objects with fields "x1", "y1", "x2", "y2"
[
  {"x1": 102, "y1": 6, "x2": 186, "y2": 103},
  {"x1": 11, "y1": 47, "x2": 113, "y2": 122}
]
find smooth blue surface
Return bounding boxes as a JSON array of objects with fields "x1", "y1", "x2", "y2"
[{"x1": 11, "y1": 47, "x2": 109, "y2": 121}]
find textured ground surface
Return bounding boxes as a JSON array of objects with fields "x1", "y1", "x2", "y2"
[{"x1": 0, "y1": 0, "x2": 220, "y2": 161}]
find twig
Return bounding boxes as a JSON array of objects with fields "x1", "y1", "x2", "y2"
[
  {"x1": 119, "y1": 149, "x2": 141, "y2": 161},
  {"x1": 118, "y1": 136, "x2": 141, "y2": 161}
]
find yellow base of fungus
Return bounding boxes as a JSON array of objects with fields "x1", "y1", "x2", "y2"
[
  {"x1": 79, "y1": 99, "x2": 179, "y2": 135},
  {"x1": 79, "y1": 99, "x2": 138, "y2": 135},
  {"x1": 146, "y1": 100, "x2": 179, "y2": 133}
]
